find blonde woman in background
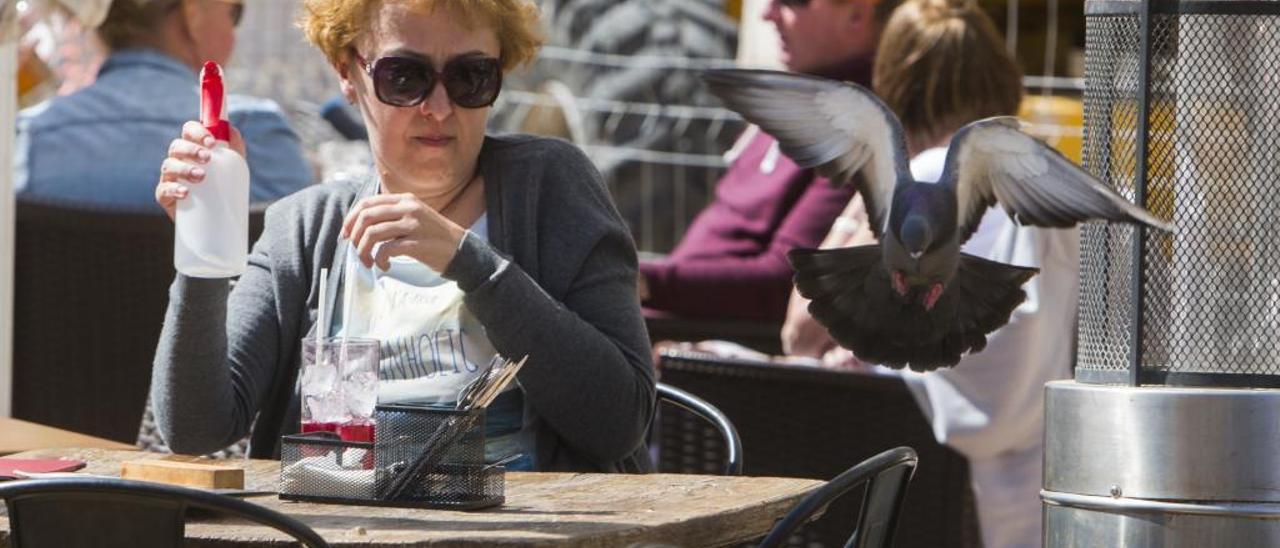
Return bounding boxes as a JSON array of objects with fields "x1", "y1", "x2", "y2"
[{"x1": 781, "y1": 0, "x2": 1078, "y2": 545}]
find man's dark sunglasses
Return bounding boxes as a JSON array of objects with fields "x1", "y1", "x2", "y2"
[
  {"x1": 353, "y1": 52, "x2": 503, "y2": 109},
  {"x1": 778, "y1": 0, "x2": 812, "y2": 7}
]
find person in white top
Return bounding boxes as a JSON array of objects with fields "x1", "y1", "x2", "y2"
[{"x1": 781, "y1": 1, "x2": 1078, "y2": 546}]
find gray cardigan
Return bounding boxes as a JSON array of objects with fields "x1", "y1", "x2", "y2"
[{"x1": 151, "y1": 134, "x2": 656, "y2": 472}]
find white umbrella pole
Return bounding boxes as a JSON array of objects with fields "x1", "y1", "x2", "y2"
[{"x1": 0, "y1": 9, "x2": 17, "y2": 418}]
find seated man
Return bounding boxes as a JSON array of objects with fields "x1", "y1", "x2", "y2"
[
  {"x1": 14, "y1": 0, "x2": 312, "y2": 209},
  {"x1": 638, "y1": 0, "x2": 900, "y2": 323}
]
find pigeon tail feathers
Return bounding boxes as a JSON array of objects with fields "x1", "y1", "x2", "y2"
[{"x1": 789, "y1": 246, "x2": 1039, "y2": 371}]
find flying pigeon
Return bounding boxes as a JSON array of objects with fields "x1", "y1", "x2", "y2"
[{"x1": 703, "y1": 69, "x2": 1172, "y2": 371}]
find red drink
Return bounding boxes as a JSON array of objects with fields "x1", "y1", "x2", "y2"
[
  {"x1": 300, "y1": 421, "x2": 375, "y2": 467},
  {"x1": 338, "y1": 421, "x2": 376, "y2": 443},
  {"x1": 302, "y1": 421, "x2": 374, "y2": 442},
  {"x1": 301, "y1": 421, "x2": 340, "y2": 434}
]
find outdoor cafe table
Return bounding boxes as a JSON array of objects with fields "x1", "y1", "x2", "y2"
[
  {"x1": 0, "y1": 448, "x2": 823, "y2": 547},
  {"x1": 0, "y1": 417, "x2": 135, "y2": 456}
]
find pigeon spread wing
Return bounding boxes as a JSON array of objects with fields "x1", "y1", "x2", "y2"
[
  {"x1": 790, "y1": 246, "x2": 1039, "y2": 371},
  {"x1": 703, "y1": 69, "x2": 910, "y2": 238},
  {"x1": 944, "y1": 116, "x2": 1173, "y2": 243}
]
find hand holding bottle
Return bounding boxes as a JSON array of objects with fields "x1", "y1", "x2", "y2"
[
  {"x1": 158, "y1": 61, "x2": 251, "y2": 278},
  {"x1": 156, "y1": 121, "x2": 246, "y2": 221}
]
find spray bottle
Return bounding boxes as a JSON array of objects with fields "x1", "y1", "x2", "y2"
[{"x1": 175, "y1": 61, "x2": 250, "y2": 277}]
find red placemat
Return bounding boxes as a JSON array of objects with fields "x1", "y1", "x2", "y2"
[{"x1": 0, "y1": 458, "x2": 87, "y2": 480}]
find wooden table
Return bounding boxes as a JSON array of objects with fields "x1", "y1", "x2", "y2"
[
  {"x1": 0, "y1": 448, "x2": 822, "y2": 547},
  {"x1": 0, "y1": 418, "x2": 136, "y2": 456}
]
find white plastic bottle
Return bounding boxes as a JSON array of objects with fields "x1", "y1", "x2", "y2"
[{"x1": 175, "y1": 61, "x2": 249, "y2": 278}]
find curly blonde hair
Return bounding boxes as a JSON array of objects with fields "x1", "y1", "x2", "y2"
[{"x1": 300, "y1": 0, "x2": 544, "y2": 73}]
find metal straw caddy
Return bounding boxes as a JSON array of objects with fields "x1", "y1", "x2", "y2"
[
  {"x1": 278, "y1": 356, "x2": 525, "y2": 509},
  {"x1": 279, "y1": 405, "x2": 503, "y2": 510},
  {"x1": 1044, "y1": 0, "x2": 1280, "y2": 544}
]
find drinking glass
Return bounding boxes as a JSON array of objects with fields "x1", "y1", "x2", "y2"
[{"x1": 300, "y1": 337, "x2": 379, "y2": 442}]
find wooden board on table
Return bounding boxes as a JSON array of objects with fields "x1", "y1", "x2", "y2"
[{"x1": 121, "y1": 459, "x2": 245, "y2": 489}]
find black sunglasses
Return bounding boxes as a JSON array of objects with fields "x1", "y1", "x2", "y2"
[
  {"x1": 353, "y1": 52, "x2": 503, "y2": 109},
  {"x1": 778, "y1": 0, "x2": 812, "y2": 7}
]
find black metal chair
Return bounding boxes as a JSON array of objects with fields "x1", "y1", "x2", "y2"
[
  {"x1": 655, "y1": 382, "x2": 744, "y2": 475},
  {"x1": 760, "y1": 447, "x2": 918, "y2": 548},
  {"x1": 0, "y1": 477, "x2": 329, "y2": 548},
  {"x1": 656, "y1": 350, "x2": 980, "y2": 547}
]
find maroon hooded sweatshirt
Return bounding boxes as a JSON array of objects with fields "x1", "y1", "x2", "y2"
[{"x1": 640, "y1": 61, "x2": 870, "y2": 322}]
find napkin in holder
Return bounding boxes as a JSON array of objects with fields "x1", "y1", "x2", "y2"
[{"x1": 278, "y1": 404, "x2": 503, "y2": 509}]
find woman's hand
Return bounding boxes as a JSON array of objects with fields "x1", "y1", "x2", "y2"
[
  {"x1": 155, "y1": 121, "x2": 246, "y2": 221},
  {"x1": 342, "y1": 193, "x2": 468, "y2": 273}
]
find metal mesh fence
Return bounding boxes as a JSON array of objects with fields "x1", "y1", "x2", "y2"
[
  {"x1": 1076, "y1": 0, "x2": 1280, "y2": 386},
  {"x1": 488, "y1": 49, "x2": 745, "y2": 253},
  {"x1": 488, "y1": 0, "x2": 745, "y2": 252},
  {"x1": 223, "y1": 0, "x2": 345, "y2": 150}
]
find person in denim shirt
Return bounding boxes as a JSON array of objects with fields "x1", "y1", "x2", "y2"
[{"x1": 14, "y1": 0, "x2": 311, "y2": 209}]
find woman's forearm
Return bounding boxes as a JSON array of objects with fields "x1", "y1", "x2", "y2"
[{"x1": 449, "y1": 232, "x2": 656, "y2": 464}]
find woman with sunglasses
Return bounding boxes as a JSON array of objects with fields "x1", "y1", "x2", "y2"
[
  {"x1": 150, "y1": 0, "x2": 656, "y2": 473},
  {"x1": 15, "y1": 0, "x2": 309, "y2": 208}
]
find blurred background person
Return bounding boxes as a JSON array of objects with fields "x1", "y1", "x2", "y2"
[
  {"x1": 13, "y1": 0, "x2": 312, "y2": 209},
  {"x1": 637, "y1": 0, "x2": 901, "y2": 323},
  {"x1": 779, "y1": 0, "x2": 1077, "y2": 545}
]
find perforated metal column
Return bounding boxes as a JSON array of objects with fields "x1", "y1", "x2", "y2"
[{"x1": 1076, "y1": 0, "x2": 1280, "y2": 387}]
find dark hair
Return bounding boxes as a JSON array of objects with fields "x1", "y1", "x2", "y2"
[
  {"x1": 872, "y1": 0, "x2": 1023, "y2": 147},
  {"x1": 97, "y1": 0, "x2": 183, "y2": 51}
]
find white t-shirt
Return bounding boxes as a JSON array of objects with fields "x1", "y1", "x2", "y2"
[
  {"x1": 332, "y1": 215, "x2": 502, "y2": 406},
  {"x1": 878, "y1": 147, "x2": 1080, "y2": 548}
]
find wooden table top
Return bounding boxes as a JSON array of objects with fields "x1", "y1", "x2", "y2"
[
  {"x1": 0, "y1": 448, "x2": 822, "y2": 547},
  {"x1": 0, "y1": 418, "x2": 135, "y2": 456}
]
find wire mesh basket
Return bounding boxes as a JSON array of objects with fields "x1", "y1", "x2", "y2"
[
  {"x1": 279, "y1": 405, "x2": 504, "y2": 509},
  {"x1": 1076, "y1": 0, "x2": 1280, "y2": 387}
]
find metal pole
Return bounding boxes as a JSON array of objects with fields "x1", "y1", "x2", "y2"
[
  {"x1": 0, "y1": 4, "x2": 17, "y2": 417},
  {"x1": 1129, "y1": 0, "x2": 1156, "y2": 386}
]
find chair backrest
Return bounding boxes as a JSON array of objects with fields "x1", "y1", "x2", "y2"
[
  {"x1": 13, "y1": 199, "x2": 267, "y2": 443},
  {"x1": 655, "y1": 382, "x2": 743, "y2": 475},
  {"x1": 759, "y1": 447, "x2": 918, "y2": 548},
  {"x1": 0, "y1": 477, "x2": 329, "y2": 548},
  {"x1": 656, "y1": 350, "x2": 980, "y2": 548}
]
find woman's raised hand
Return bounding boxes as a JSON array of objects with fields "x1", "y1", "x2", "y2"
[
  {"x1": 155, "y1": 121, "x2": 246, "y2": 221},
  {"x1": 342, "y1": 193, "x2": 469, "y2": 273}
]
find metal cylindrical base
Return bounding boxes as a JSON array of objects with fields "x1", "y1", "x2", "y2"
[
  {"x1": 1044, "y1": 497, "x2": 1280, "y2": 547},
  {"x1": 1043, "y1": 381, "x2": 1280, "y2": 546}
]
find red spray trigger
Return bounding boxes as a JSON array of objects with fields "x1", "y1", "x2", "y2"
[{"x1": 200, "y1": 61, "x2": 231, "y2": 142}]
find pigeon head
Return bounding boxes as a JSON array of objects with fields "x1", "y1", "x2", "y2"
[
  {"x1": 885, "y1": 183, "x2": 960, "y2": 311},
  {"x1": 900, "y1": 215, "x2": 933, "y2": 259}
]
